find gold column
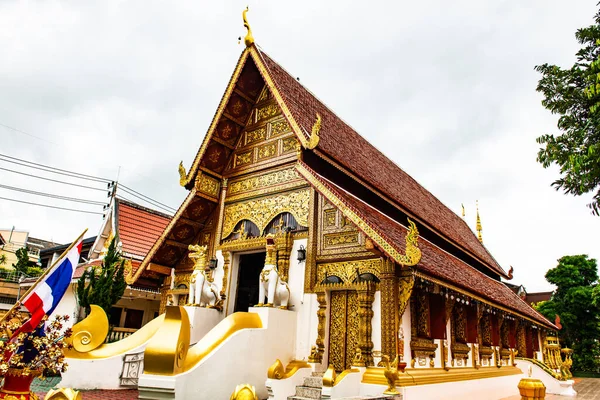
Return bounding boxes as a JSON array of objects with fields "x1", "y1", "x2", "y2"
[
  {"x1": 516, "y1": 319, "x2": 527, "y2": 359},
  {"x1": 275, "y1": 230, "x2": 293, "y2": 282},
  {"x1": 380, "y1": 258, "x2": 398, "y2": 360},
  {"x1": 220, "y1": 251, "x2": 232, "y2": 299},
  {"x1": 304, "y1": 188, "x2": 318, "y2": 293},
  {"x1": 212, "y1": 178, "x2": 228, "y2": 257},
  {"x1": 354, "y1": 281, "x2": 376, "y2": 367},
  {"x1": 308, "y1": 290, "x2": 327, "y2": 363}
]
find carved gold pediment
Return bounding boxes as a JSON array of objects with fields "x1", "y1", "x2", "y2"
[
  {"x1": 221, "y1": 189, "x2": 309, "y2": 239},
  {"x1": 317, "y1": 259, "x2": 382, "y2": 285}
]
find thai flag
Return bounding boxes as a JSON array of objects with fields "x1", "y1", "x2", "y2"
[{"x1": 12, "y1": 239, "x2": 83, "y2": 337}]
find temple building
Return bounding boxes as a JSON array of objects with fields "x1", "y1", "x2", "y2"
[{"x1": 63, "y1": 12, "x2": 570, "y2": 400}]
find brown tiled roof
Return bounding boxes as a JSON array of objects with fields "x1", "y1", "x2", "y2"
[
  {"x1": 526, "y1": 291, "x2": 553, "y2": 306},
  {"x1": 254, "y1": 48, "x2": 506, "y2": 278},
  {"x1": 298, "y1": 162, "x2": 555, "y2": 329},
  {"x1": 116, "y1": 199, "x2": 171, "y2": 259}
]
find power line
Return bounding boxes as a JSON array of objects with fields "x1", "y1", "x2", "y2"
[
  {"x1": 0, "y1": 154, "x2": 111, "y2": 183},
  {"x1": 0, "y1": 122, "x2": 57, "y2": 145},
  {"x1": 116, "y1": 190, "x2": 175, "y2": 214},
  {"x1": 0, "y1": 167, "x2": 106, "y2": 192},
  {"x1": 0, "y1": 184, "x2": 106, "y2": 206},
  {"x1": 0, "y1": 196, "x2": 103, "y2": 215},
  {"x1": 119, "y1": 184, "x2": 176, "y2": 212}
]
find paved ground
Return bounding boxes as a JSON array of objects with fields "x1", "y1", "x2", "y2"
[{"x1": 35, "y1": 389, "x2": 139, "y2": 399}]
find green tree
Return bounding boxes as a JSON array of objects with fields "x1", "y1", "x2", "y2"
[
  {"x1": 11, "y1": 247, "x2": 41, "y2": 276},
  {"x1": 535, "y1": 8, "x2": 600, "y2": 215},
  {"x1": 76, "y1": 236, "x2": 127, "y2": 318},
  {"x1": 534, "y1": 255, "x2": 600, "y2": 372}
]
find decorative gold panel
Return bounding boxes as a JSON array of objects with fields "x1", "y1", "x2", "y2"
[
  {"x1": 235, "y1": 151, "x2": 253, "y2": 167},
  {"x1": 257, "y1": 103, "x2": 280, "y2": 121},
  {"x1": 323, "y1": 231, "x2": 359, "y2": 248},
  {"x1": 329, "y1": 290, "x2": 359, "y2": 372},
  {"x1": 317, "y1": 258, "x2": 382, "y2": 285},
  {"x1": 257, "y1": 143, "x2": 277, "y2": 160},
  {"x1": 282, "y1": 136, "x2": 298, "y2": 153},
  {"x1": 324, "y1": 209, "x2": 337, "y2": 228},
  {"x1": 221, "y1": 189, "x2": 310, "y2": 238},
  {"x1": 271, "y1": 119, "x2": 291, "y2": 137},
  {"x1": 246, "y1": 127, "x2": 267, "y2": 145},
  {"x1": 227, "y1": 167, "x2": 304, "y2": 200},
  {"x1": 195, "y1": 174, "x2": 220, "y2": 197}
]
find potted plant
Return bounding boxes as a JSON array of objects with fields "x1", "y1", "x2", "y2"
[{"x1": 0, "y1": 311, "x2": 73, "y2": 400}]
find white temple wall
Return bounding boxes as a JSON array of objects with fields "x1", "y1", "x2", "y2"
[
  {"x1": 53, "y1": 285, "x2": 79, "y2": 328},
  {"x1": 213, "y1": 249, "x2": 225, "y2": 298},
  {"x1": 372, "y1": 291, "x2": 381, "y2": 358}
]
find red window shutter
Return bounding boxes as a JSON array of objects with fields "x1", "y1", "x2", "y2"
[
  {"x1": 429, "y1": 294, "x2": 446, "y2": 339},
  {"x1": 466, "y1": 306, "x2": 478, "y2": 343},
  {"x1": 491, "y1": 314, "x2": 500, "y2": 346}
]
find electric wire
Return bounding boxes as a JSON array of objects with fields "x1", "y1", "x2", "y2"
[
  {"x1": 115, "y1": 191, "x2": 174, "y2": 214},
  {"x1": 119, "y1": 184, "x2": 176, "y2": 212},
  {"x1": 0, "y1": 122, "x2": 57, "y2": 145},
  {"x1": 0, "y1": 183, "x2": 106, "y2": 206},
  {"x1": 0, "y1": 167, "x2": 106, "y2": 192},
  {"x1": 0, "y1": 154, "x2": 111, "y2": 183},
  {"x1": 0, "y1": 196, "x2": 103, "y2": 215}
]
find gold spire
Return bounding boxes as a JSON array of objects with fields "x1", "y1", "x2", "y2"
[
  {"x1": 476, "y1": 200, "x2": 483, "y2": 243},
  {"x1": 242, "y1": 7, "x2": 254, "y2": 47},
  {"x1": 461, "y1": 203, "x2": 465, "y2": 219}
]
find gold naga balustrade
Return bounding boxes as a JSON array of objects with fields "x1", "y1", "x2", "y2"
[{"x1": 65, "y1": 305, "x2": 165, "y2": 360}]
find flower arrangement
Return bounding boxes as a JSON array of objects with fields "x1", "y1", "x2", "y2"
[{"x1": 0, "y1": 310, "x2": 73, "y2": 376}]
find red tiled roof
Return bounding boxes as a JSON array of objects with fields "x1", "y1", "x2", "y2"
[
  {"x1": 298, "y1": 162, "x2": 555, "y2": 329},
  {"x1": 255, "y1": 48, "x2": 506, "y2": 278},
  {"x1": 116, "y1": 199, "x2": 171, "y2": 259}
]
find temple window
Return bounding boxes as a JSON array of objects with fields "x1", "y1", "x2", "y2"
[
  {"x1": 491, "y1": 314, "x2": 500, "y2": 346},
  {"x1": 429, "y1": 293, "x2": 446, "y2": 340},
  {"x1": 466, "y1": 304, "x2": 478, "y2": 343},
  {"x1": 264, "y1": 212, "x2": 307, "y2": 234}
]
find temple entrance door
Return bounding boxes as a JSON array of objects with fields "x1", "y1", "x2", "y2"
[
  {"x1": 234, "y1": 252, "x2": 266, "y2": 312},
  {"x1": 328, "y1": 290, "x2": 359, "y2": 372}
]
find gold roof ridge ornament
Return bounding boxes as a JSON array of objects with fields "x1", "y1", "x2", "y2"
[
  {"x1": 476, "y1": 200, "x2": 483, "y2": 244},
  {"x1": 242, "y1": 7, "x2": 254, "y2": 47},
  {"x1": 298, "y1": 113, "x2": 321, "y2": 149},
  {"x1": 178, "y1": 161, "x2": 192, "y2": 187},
  {"x1": 397, "y1": 218, "x2": 421, "y2": 266}
]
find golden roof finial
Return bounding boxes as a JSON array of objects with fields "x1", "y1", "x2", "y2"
[
  {"x1": 242, "y1": 7, "x2": 254, "y2": 47},
  {"x1": 461, "y1": 203, "x2": 465, "y2": 219},
  {"x1": 476, "y1": 200, "x2": 483, "y2": 243}
]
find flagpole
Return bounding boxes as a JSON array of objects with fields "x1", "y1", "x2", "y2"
[{"x1": 0, "y1": 228, "x2": 88, "y2": 325}]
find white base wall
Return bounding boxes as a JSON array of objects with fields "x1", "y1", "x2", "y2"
[
  {"x1": 360, "y1": 373, "x2": 525, "y2": 400},
  {"x1": 139, "y1": 307, "x2": 297, "y2": 400}
]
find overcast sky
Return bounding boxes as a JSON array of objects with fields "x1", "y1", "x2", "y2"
[{"x1": 1, "y1": 1, "x2": 598, "y2": 291}]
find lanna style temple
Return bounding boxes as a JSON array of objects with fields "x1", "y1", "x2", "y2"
[{"x1": 60, "y1": 10, "x2": 573, "y2": 400}]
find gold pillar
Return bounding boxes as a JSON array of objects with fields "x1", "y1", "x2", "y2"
[
  {"x1": 308, "y1": 290, "x2": 327, "y2": 363},
  {"x1": 380, "y1": 258, "x2": 398, "y2": 360},
  {"x1": 221, "y1": 251, "x2": 232, "y2": 299},
  {"x1": 212, "y1": 178, "x2": 228, "y2": 257},
  {"x1": 516, "y1": 319, "x2": 527, "y2": 359},
  {"x1": 275, "y1": 230, "x2": 293, "y2": 282},
  {"x1": 304, "y1": 188, "x2": 318, "y2": 293},
  {"x1": 354, "y1": 281, "x2": 376, "y2": 367}
]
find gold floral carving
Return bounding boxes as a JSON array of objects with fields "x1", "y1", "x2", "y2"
[
  {"x1": 195, "y1": 174, "x2": 220, "y2": 197},
  {"x1": 297, "y1": 163, "x2": 421, "y2": 266},
  {"x1": 329, "y1": 290, "x2": 359, "y2": 371},
  {"x1": 355, "y1": 283, "x2": 376, "y2": 367},
  {"x1": 235, "y1": 151, "x2": 253, "y2": 167},
  {"x1": 221, "y1": 251, "x2": 231, "y2": 299},
  {"x1": 227, "y1": 167, "x2": 303, "y2": 199},
  {"x1": 256, "y1": 103, "x2": 280, "y2": 121},
  {"x1": 398, "y1": 269, "x2": 415, "y2": 318},
  {"x1": 246, "y1": 127, "x2": 266, "y2": 145},
  {"x1": 324, "y1": 209, "x2": 337, "y2": 228},
  {"x1": 308, "y1": 291, "x2": 327, "y2": 363},
  {"x1": 257, "y1": 143, "x2": 277, "y2": 160},
  {"x1": 271, "y1": 119, "x2": 290, "y2": 137},
  {"x1": 417, "y1": 291, "x2": 431, "y2": 338},
  {"x1": 221, "y1": 189, "x2": 309, "y2": 238},
  {"x1": 317, "y1": 259, "x2": 382, "y2": 285},
  {"x1": 257, "y1": 86, "x2": 269, "y2": 102},
  {"x1": 380, "y1": 258, "x2": 399, "y2": 360},
  {"x1": 323, "y1": 232, "x2": 359, "y2": 247},
  {"x1": 282, "y1": 136, "x2": 298, "y2": 153}
]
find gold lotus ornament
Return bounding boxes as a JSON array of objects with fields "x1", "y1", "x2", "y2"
[
  {"x1": 230, "y1": 384, "x2": 258, "y2": 400},
  {"x1": 44, "y1": 388, "x2": 82, "y2": 400}
]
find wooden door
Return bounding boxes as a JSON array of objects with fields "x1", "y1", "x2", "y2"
[{"x1": 328, "y1": 290, "x2": 359, "y2": 372}]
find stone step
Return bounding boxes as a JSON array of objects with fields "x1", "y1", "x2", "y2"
[
  {"x1": 312, "y1": 371, "x2": 324, "y2": 377},
  {"x1": 303, "y1": 376, "x2": 323, "y2": 388},
  {"x1": 287, "y1": 397, "x2": 315, "y2": 400},
  {"x1": 294, "y1": 385, "x2": 322, "y2": 399}
]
